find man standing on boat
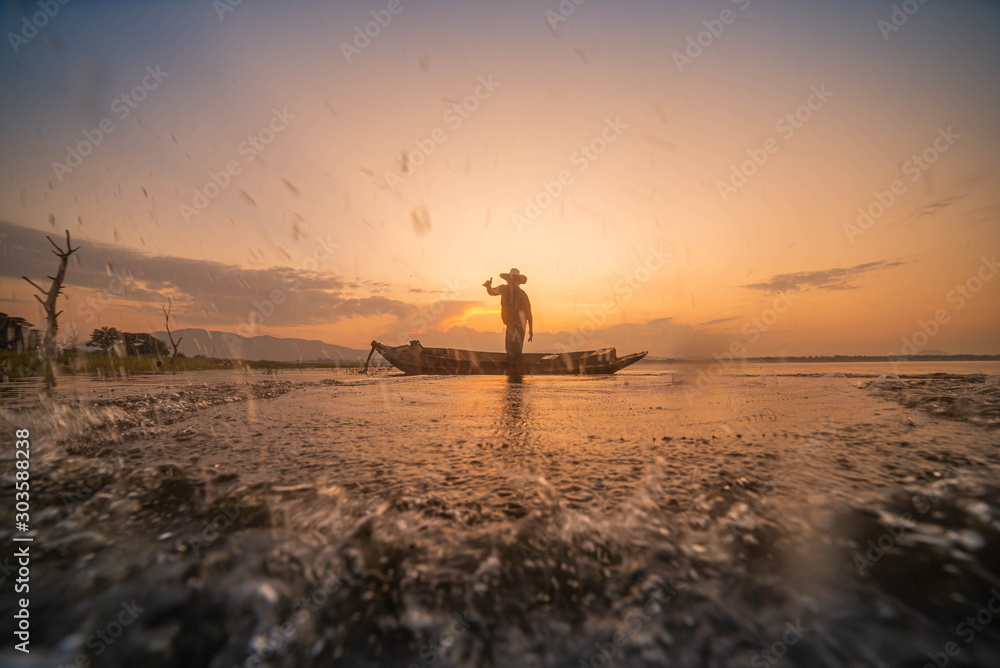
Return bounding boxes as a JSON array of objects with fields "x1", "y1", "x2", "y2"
[{"x1": 483, "y1": 268, "x2": 533, "y2": 366}]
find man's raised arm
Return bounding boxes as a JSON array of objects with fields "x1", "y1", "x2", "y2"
[{"x1": 483, "y1": 277, "x2": 502, "y2": 296}]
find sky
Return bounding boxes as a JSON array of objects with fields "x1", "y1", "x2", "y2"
[{"x1": 1, "y1": 0, "x2": 998, "y2": 357}]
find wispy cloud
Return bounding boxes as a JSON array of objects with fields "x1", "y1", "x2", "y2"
[
  {"x1": 741, "y1": 260, "x2": 905, "y2": 293},
  {"x1": 698, "y1": 316, "x2": 738, "y2": 327},
  {"x1": 916, "y1": 194, "x2": 966, "y2": 217}
]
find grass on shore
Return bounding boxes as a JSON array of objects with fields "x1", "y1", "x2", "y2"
[{"x1": 0, "y1": 350, "x2": 363, "y2": 379}]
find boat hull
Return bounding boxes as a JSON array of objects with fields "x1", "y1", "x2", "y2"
[{"x1": 366, "y1": 340, "x2": 647, "y2": 375}]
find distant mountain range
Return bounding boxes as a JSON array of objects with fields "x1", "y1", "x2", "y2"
[{"x1": 151, "y1": 329, "x2": 370, "y2": 363}]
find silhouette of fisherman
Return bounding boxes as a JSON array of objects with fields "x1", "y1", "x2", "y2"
[{"x1": 484, "y1": 268, "x2": 533, "y2": 369}]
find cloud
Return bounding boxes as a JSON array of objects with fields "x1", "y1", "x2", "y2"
[
  {"x1": 741, "y1": 260, "x2": 905, "y2": 293},
  {"x1": 916, "y1": 194, "x2": 966, "y2": 217},
  {"x1": 407, "y1": 287, "x2": 459, "y2": 295},
  {"x1": 698, "y1": 316, "x2": 738, "y2": 326},
  {"x1": 330, "y1": 296, "x2": 410, "y2": 320},
  {"x1": 374, "y1": 300, "x2": 484, "y2": 345},
  {"x1": 0, "y1": 220, "x2": 468, "y2": 330}
]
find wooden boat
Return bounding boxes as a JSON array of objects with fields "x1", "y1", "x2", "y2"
[{"x1": 363, "y1": 340, "x2": 648, "y2": 375}]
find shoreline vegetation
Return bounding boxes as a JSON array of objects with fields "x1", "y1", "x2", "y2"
[{"x1": 0, "y1": 350, "x2": 366, "y2": 379}]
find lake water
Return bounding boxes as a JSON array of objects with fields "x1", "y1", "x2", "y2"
[
  {"x1": 1, "y1": 364, "x2": 998, "y2": 666},
  {"x1": 3, "y1": 359, "x2": 998, "y2": 408}
]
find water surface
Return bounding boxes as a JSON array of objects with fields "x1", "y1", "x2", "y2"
[{"x1": 1, "y1": 367, "x2": 998, "y2": 667}]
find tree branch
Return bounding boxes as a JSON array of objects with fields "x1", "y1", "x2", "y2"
[{"x1": 22, "y1": 276, "x2": 47, "y2": 294}]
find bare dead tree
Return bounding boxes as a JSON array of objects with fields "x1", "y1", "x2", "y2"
[
  {"x1": 163, "y1": 301, "x2": 182, "y2": 364},
  {"x1": 22, "y1": 229, "x2": 80, "y2": 390}
]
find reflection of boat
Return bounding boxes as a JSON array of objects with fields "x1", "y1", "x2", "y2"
[{"x1": 364, "y1": 340, "x2": 647, "y2": 375}]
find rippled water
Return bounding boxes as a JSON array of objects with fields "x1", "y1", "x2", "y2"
[
  {"x1": 4, "y1": 360, "x2": 1000, "y2": 407},
  {"x1": 1, "y1": 366, "x2": 999, "y2": 667}
]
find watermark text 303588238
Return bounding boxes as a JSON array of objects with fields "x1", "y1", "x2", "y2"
[{"x1": 13, "y1": 428, "x2": 33, "y2": 654}]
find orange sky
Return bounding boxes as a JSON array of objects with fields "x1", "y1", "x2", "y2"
[{"x1": 1, "y1": 0, "x2": 998, "y2": 356}]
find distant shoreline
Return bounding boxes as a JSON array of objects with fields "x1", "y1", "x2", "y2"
[
  {"x1": 643, "y1": 354, "x2": 1000, "y2": 364},
  {"x1": 4, "y1": 351, "x2": 999, "y2": 382},
  {"x1": 0, "y1": 350, "x2": 366, "y2": 380}
]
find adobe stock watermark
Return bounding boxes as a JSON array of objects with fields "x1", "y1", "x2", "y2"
[
  {"x1": 544, "y1": 0, "x2": 590, "y2": 33},
  {"x1": 179, "y1": 106, "x2": 295, "y2": 223},
  {"x1": 726, "y1": 435, "x2": 822, "y2": 538},
  {"x1": 223, "y1": 234, "x2": 338, "y2": 356},
  {"x1": 924, "y1": 589, "x2": 1000, "y2": 668},
  {"x1": 186, "y1": 498, "x2": 253, "y2": 556},
  {"x1": 390, "y1": 278, "x2": 465, "y2": 347},
  {"x1": 58, "y1": 468, "x2": 115, "y2": 514},
  {"x1": 54, "y1": 600, "x2": 144, "y2": 668},
  {"x1": 682, "y1": 290, "x2": 798, "y2": 403},
  {"x1": 556, "y1": 244, "x2": 670, "y2": 352},
  {"x1": 750, "y1": 616, "x2": 810, "y2": 667},
  {"x1": 844, "y1": 126, "x2": 959, "y2": 243},
  {"x1": 511, "y1": 116, "x2": 628, "y2": 232},
  {"x1": 888, "y1": 254, "x2": 997, "y2": 370},
  {"x1": 519, "y1": 516, "x2": 568, "y2": 559},
  {"x1": 231, "y1": 572, "x2": 344, "y2": 668},
  {"x1": 383, "y1": 75, "x2": 501, "y2": 189},
  {"x1": 340, "y1": 0, "x2": 414, "y2": 63},
  {"x1": 576, "y1": 577, "x2": 678, "y2": 668},
  {"x1": 76, "y1": 266, "x2": 135, "y2": 325},
  {"x1": 673, "y1": 0, "x2": 752, "y2": 73},
  {"x1": 877, "y1": 0, "x2": 931, "y2": 41},
  {"x1": 407, "y1": 609, "x2": 478, "y2": 668},
  {"x1": 213, "y1": 0, "x2": 245, "y2": 21},
  {"x1": 51, "y1": 65, "x2": 169, "y2": 183},
  {"x1": 7, "y1": 0, "x2": 70, "y2": 54},
  {"x1": 717, "y1": 85, "x2": 832, "y2": 201},
  {"x1": 852, "y1": 493, "x2": 933, "y2": 575}
]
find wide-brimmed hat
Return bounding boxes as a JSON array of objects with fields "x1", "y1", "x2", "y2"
[{"x1": 499, "y1": 268, "x2": 527, "y2": 284}]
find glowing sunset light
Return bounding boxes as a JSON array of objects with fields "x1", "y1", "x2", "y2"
[{"x1": 0, "y1": 0, "x2": 997, "y2": 357}]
